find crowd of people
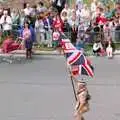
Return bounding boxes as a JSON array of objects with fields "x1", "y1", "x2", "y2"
[{"x1": 0, "y1": 0, "x2": 119, "y2": 57}]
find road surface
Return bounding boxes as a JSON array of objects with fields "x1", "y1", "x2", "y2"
[{"x1": 0, "y1": 55, "x2": 120, "y2": 120}]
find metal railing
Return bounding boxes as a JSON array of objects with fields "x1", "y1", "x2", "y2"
[
  {"x1": 64, "y1": 30, "x2": 120, "y2": 43},
  {"x1": 0, "y1": 28, "x2": 120, "y2": 45}
]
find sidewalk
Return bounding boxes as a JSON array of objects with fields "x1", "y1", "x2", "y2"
[
  {"x1": 10, "y1": 50, "x2": 61, "y2": 55},
  {"x1": 10, "y1": 49, "x2": 120, "y2": 55},
  {"x1": 0, "y1": 49, "x2": 120, "y2": 56}
]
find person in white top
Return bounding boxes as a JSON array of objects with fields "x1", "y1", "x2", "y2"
[
  {"x1": 0, "y1": 10, "x2": 12, "y2": 36},
  {"x1": 80, "y1": 4, "x2": 90, "y2": 20},
  {"x1": 93, "y1": 41, "x2": 103, "y2": 56},
  {"x1": 35, "y1": 16, "x2": 45, "y2": 45},
  {"x1": 91, "y1": 0, "x2": 98, "y2": 19},
  {"x1": 76, "y1": 0, "x2": 84, "y2": 10},
  {"x1": 24, "y1": 3, "x2": 33, "y2": 16},
  {"x1": 91, "y1": 0, "x2": 98, "y2": 13},
  {"x1": 36, "y1": 1, "x2": 47, "y2": 13},
  {"x1": 61, "y1": 3, "x2": 71, "y2": 19},
  {"x1": 80, "y1": 4, "x2": 90, "y2": 29},
  {"x1": 106, "y1": 39, "x2": 113, "y2": 58}
]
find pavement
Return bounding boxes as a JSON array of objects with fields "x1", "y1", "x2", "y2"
[
  {"x1": 0, "y1": 55, "x2": 120, "y2": 120},
  {"x1": 1, "y1": 49, "x2": 120, "y2": 56}
]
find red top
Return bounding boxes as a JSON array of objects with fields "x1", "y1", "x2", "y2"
[
  {"x1": 53, "y1": 17, "x2": 64, "y2": 32},
  {"x1": 96, "y1": 16, "x2": 108, "y2": 25}
]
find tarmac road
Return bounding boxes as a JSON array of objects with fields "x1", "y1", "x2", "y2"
[{"x1": 0, "y1": 55, "x2": 120, "y2": 120}]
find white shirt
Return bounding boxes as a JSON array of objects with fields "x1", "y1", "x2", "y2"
[
  {"x1": 80, "y1": 8, "x2": 90, "y2": 19},
  {"x1": 76, "y1": 9, "x2": 81, "y2": 18},
  {"x1": 93, "y1": 42, "x2": 102, "y2": 51},
  {"x1": 57, "y1": 0, "x2": 61, "y2": 6},
  {"x1": 61, "y1": 8, "x2": 71, "y2": 18},
  {"x1": 91, "y1": 2, "x2": 97, "y2": 12},
  {"x1": 24, "y1": 8, "x2": 32, "y2": 16},
  {"x1": 35, "y1": 20, "x2": 45, "y2": 33},
  {"x1": 37, "y1": 6, "x2": 47, "y2": 13},
  {"x1": 0, "y1": 15, "x2": 12, "y2": 31}
]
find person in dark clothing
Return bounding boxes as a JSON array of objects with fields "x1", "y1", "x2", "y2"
[
  {"x1": 115, "y1": 23, "x2": 120, "y2": 42},
  {"x1": 93, "y1": 23, "x2": 100, "y2": 42},
  {"x1": 71, "y1": 24, "x2": 78, "y2": 44},
  {"x1": 52, "y1": 0, "x2": 66, "y2": 15},
  {"x1": 63, "y1": 19, "x2": 71, "y2": 38}
]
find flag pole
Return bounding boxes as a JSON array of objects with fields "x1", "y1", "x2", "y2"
[
  {"x1": 68, "y1": 68, "x2": 77, "y2": 101},
  {"x1": 70, "y1": 75, "x2": 77, "y2": 101}
]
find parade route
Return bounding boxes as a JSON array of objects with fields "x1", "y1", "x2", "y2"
[{"x1": 0, "y1": 55, "x2": 120, "y2": 120}]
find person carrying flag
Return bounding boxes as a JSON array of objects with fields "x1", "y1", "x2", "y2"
[{"x1": 71, "y1": 75, "x2": 91, "y2": 120}]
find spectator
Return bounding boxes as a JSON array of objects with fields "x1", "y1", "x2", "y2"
[
  {"x1": 35, "y1": 16, "x2": 45, "y2": 45},
  {"x1": 52, "y1": 0, "x2": 66, "y2": 15},
  {"x1": 93, "y1": 23, "x2": 100, "y2": 42},
  {"x1": 68, "y1": 11, "x2": 78, "y2": 44},
  {"x1": 43, "y1": 12, "x2": 53, "y2": 47},
  {"x1": 93, "y1": 40, "x2": 103, "y2": 56},
  {"x1": 104, "y1": 6, "x2": 113, "y2": 19},
  {"x1": 11, "y1": 9, "x2": 20, "y2": 29},
  {"x1": 76, "y1": 37, "x2": 86, "y2": 51},
  {"x1": 103, "y1": 22, "x2": 110, "y2": 41},
  {"x1": 63, "y1": 19, "x2": 71, "y2": 38},
  {"x1": 24, "y1": 3, "x2": 33, "y2": 16},
  {"x1": 36, "y1": 1, "x2": 47, "y2": 13},
  {"x1": 31, "y1": 5, "x2": 37, "y2": 16},
  {"x1": 52, "y1": 28, "x2": 60, "y2": 48},
  {"x1": 76, "y1": 0, "x2": 84, "y2": 10},
  {"x1": 61, "y1": 11, "x2": 68, "y2": 22},
  {"x1": 61, "y1": 3, "x2": 71, "y2": 19},
  {"x1": 0, "y1": 10, "x2": 12, "y2": 37},
  {"x1": 91, "y1": 0, "x2": 98, "y2": 13},
  {"x1": 115, "y1": 19, "x2": 120, "y2": 42},
  {"x1": 19, "y1": 9, "x2": 26, "y2": 28},
  {"x1": 109, "y1": 20, "x2": 116, "y2": 41},
  {"x1": 53, "y1": 14, "x2": 64, "y2": 32},
  {"x1": 80, "y1": 4, "x2": 91, "y2": 30},
  {"x1": 77, "y1": 21, "x2": 85, "y2": 41},
  {"x1": 21, "y1": 21, "x2": 33, "y2": 59}
]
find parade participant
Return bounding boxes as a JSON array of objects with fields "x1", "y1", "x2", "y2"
[
  {"x1": 69, "y1": 73, "x2": 91, "y2": 120},
  {"x1": 73, "y1": 79, "x2": 91, "y2": 120}
]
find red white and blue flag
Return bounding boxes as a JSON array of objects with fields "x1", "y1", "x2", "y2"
[
  {"x1": 70, "y1": 56, "x2": 94, "y2": 77},
  {"x1": 59, "y1": 32, "x2": 94, "y2": 77}
]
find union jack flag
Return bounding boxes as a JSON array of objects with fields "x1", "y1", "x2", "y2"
[
  {"x1": 64, "y1": 48, "x2": 94, "y2": 77},
  {"x1": 70, "y1": 55, "x2": 94, "y2": 77},
  {"x1": 59, "y1": 32, "x2": 94, "y2": 77}
]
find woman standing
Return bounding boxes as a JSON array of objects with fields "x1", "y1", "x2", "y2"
[
  {"x1": 53, "y1": 14, "x2": 64, "y2": 32},
  {"x1": 22, "y1": 22, "x2": 33, "y2": 59}
]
